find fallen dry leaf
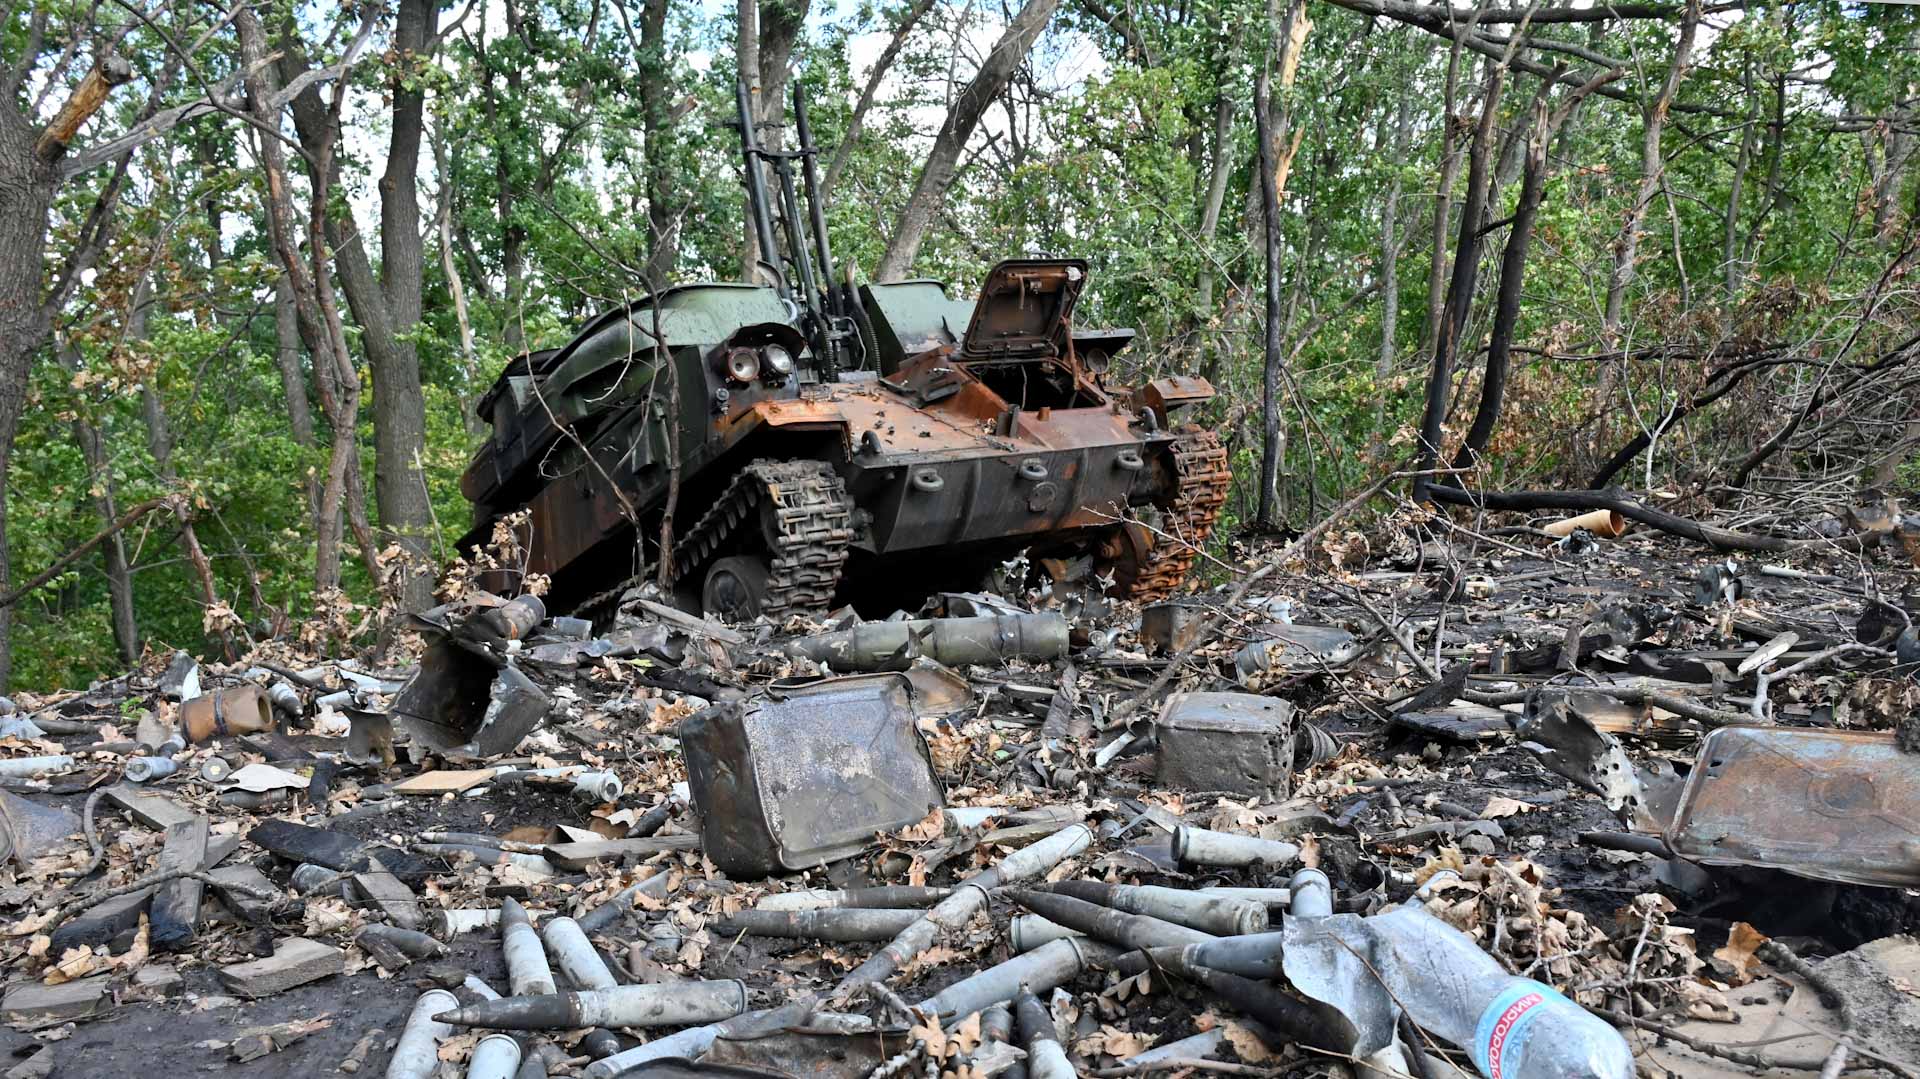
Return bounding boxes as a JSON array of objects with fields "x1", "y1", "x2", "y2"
[
  {"x1": 1482, "y1": 796, "x2": 1535, "y2": 818},
  {"x1": 1710, "y1": 922, "x2": 1770, "y2": 985}
]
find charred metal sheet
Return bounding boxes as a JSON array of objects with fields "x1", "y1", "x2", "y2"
[
  {"x1": 1156, "y1": 692, "x2": 1296, "y2": 800},
  {"x1": 680, "y1": 674, "x2": 944, "y2": 879},
  {"x1": 1665, "y1": 726, "x2": 1920, "y2": 888},
  {"x1": 1141, "y1": 600, "x2": 1210, "y2": 655},
  {"x1": 391, "y1": 642, "x2": 549, "y2": 761}
]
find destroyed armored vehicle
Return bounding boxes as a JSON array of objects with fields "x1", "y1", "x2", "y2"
[{"x1": 458, "y1": 83, "x2": 1230, "y2": 621}]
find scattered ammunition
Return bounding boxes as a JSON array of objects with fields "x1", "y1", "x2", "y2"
[
  {"x1": 581, "y1": 1010, "x2": 873, "y2": 1079},
  {"x1": 578, "y1": 1029, "x2": 623, "y2": 1059},
  {"x1": 1171, "y1": 825, "x2": 1300, "y2": 868},
  {"x1": 571, "y1": 771, "x2": 622, "y2": 803},
  {"x1": 436, "y1": 908, "x2": 503, "y2": 937},
  {"x1": 967, "y1": 1003, "x2": 1020, "y2": 1079},
  {"x1": 1136, "y1": 945, "x2": 1354, "y2": 1054},
  {"x1": 126, "y1": 756, "x2": 179, "y2": 783},
  {"x1": 387, "y1": 989, "x2": 459, "y2": 1079},
  {"x1": 291, "y1": 862, "x2": 346, "y2": 897},
  {"x1": 416, "y1": 843, "x2": 557, "y2": 878},
  {"x1": 420, "y1": 831, "x2": 547, "y2": 855},
  {"x1": 263, "y1": 680, "x2": 302, "y2": 716},
  {"x1": 465, "y1": 974, "x2": 503, "y2": 1001},
  {"x1": 501, "y1": 897, "x2": 557, "y2": 997},
  {"x1": 542, "y1": 916, "x2": 617, "y2": 990},
  {"x1": 838, "y1": 823, "x2": 1094, "y2": 992},
  {"x1": 356, "y1": 924, "x2": 449, "y2": 969},
  {"x1": 466, "y1": 1033, "x2": 523, "y2": 1078},
  {"x1": 944, "y1": 805, "x2": 1084, "y2": 832},
  {"x1": 1006, "y1": 889, "x2": 1216, "y2": 950},
  {"x1": 917, "y1": 936, "x2": 1121, "y2": 1017},
  {"x1": 1122, "y1": 1029, "x2": 1227, "y2": 1068},
  {"x1": 714, "y1": 907, "x2": 923, "y2": 942},
  {"x1": 628, "y1": 796, "x2": 677, "y2": 839},
  {"x1": 436, "y1": 981, "x2": 749, "y2": 1030},
  {"x1": 0, "y1": 755, "x2": 75, "y2": 777},
  {"x1": 220, "y1": 788, "x2": 291, "y2": 810},
  {"x1": 575, "y1": 871, "x2": 671, "y2": 934},
  {"x1": 1008, "y1": 914, "x2": 1081, "y2": 953},
  {"x1": 199, "y1": 757, "x2": 233, "y2": 783},
  {"x1": 1014, "y1": 990, "x2": 1075, "y2": 1079},
  {"x1": 1119, "y1": 934, "x2": 1287, "y2": 980},
  {"x1": 1044, "y1": 880, "x2": 1268, "y2": 935},
  {"x1": 752, "y1": 885, "x2": 951, "y2": 912},
  {"x1": 1196, "y1": 886, "x2": 1291, "y2": 908},
  {"x1": 1288, "y1": 868, "x2": 1332, "y2": 918}
]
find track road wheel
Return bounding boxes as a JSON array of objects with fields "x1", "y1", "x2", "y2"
[{"x1": 703, "y1": 555, "x2": 772, "y2": 623}]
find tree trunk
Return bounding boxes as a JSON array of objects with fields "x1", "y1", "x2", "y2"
[
  {"x1": 1723, "y1": 54, "x2": 1755, "y2": 297},
  {"x1": 1194, "y1": 91, "x2": 1235, "y2": 317},
  {"x1": 1601, "y1": 0, "x2": 1700, "y2": 338},
  {"x1": 1422, "y1": 37, "x2": 1469, "y2": 362},
  {"x1": 1378, "y1": 91, "x2": 1411, "y2": 376},
  {"x1": 637, "y1": 0, "x2": 679, "y2": 284},
  {"x1": 875, "y1": 0, "x2": 1064, "y2": 281},
  {"x1": 0, "y1": 109, "x2": 56, "y2": 689},
  {"x1": 1256, "y1": 63, "x2": 1285, "y2": 528}
]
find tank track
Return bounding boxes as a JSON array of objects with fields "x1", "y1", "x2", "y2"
[
  {"x1": 1122, "y1": 427, "x2": 1232, "y2": 601},
  {"x1": 574, "y1": 460, "x2": 853, "y2": 623},
  {"x1": 674, "y1": 459, "x2": 853, "y2": 617}
]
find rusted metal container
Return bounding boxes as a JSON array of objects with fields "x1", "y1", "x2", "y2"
[
  {"x1": 680, "y1": 674, "x2": 943, "y2": 879},
  {"x1": 1155, "y1": 691, "x2": 1296, "y2": 799},
  {"x1": 181, "y1": 685, "x2": 273, "y2": 743}
]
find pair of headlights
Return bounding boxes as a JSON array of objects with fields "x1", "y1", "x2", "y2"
[{"x1": 720, "y1": 344, "x2": 796, "y2": 383}]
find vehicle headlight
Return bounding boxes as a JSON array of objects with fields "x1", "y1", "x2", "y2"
[
  {"x1": 763, "y1": 344, "x2": 794, "y2": 374},
  {"x1": 723, "y1": 348, "x2": 760, "y2": 382}
]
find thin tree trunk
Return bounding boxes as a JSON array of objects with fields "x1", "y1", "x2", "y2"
[
  {"x1": 738, "y1": 0, "x2": 762, "y2": 280},
  {"x1": 823, "y1": 0, "x2": 938, "y2": 201},
  {"x1": 59, "y1": 341, "x2": 138, "y2": 663},
  {"x1": 274, "y1": 277, "x2": 324, "y2": 524},
  {"x1": 1602, "y1": 0, "x2": 1700, "y2": 338},
  {"x1": 1422, "y1": 34, "x2": 1470, "y2": 362},
  {"x1": 1723, "y1": 54, "x2": 1756, "y2": 297},
  {"x1": 1378, "y1": 91, "x2": 1411, "y2": 376},
  {"x1": 1195, "y1": 91, "x2": 1235, "y2": 317},
  {"x1": 875, "y1": 0, "x2": 1065, "y2": 281},
  {"x1": 0, "y1": 108, "x2": 58, "y2": 690},
  {"x1": 636, "y1": 0, "x2": 680, "y2": 284},
  {"x1": 1256, "y1": 64, "x2": 1284, "y2": 528}
]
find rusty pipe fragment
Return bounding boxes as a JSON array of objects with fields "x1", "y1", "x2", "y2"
[
  {"x1": 836, "y1": 823, "x2": 1095, "y2": 992},
  {"x1": 917, "y1": 936, "x2": 1122, "y2": 1018},
  {"x1": 715, "y1": 907, "x2": 924, "y2": 942},
  {"x1": 1042, "y1": 880, "x2": 1268, "y2": 935},
  {"x1": 501, "y1": 897, "x2": 557, "y2": 997},
  {"x1": 1006, "y1": 889, "x2": 1217, "y2": 950},
  {"x1": 785, "y1": 613, "x2": 1069, "y2": 672},
  {"x1": 752, "y1": 885, "x2": 952, "y2": 912},
  {"x1": 1542, "y1": 508, "x2": 1627, "y2": 538},
  {"x1": 1014, "y1": 991, "x2": 1075, "y2": 1079},
  {"x1": 435, "y1": 981, "x2": 749, "y2": 1030},
  {"x1": 1171, "y1": 825, "x2": 1300, "y2": 868},
  {"x1": 388, "y1": 989, "x2": 459, "y2": 1079},
  {"x1": 180, "y1": 685, "x2": 273, "y2": 742},
  {"x1": 467, "y1": 1033, "x2": 524, "y2": 1079}
]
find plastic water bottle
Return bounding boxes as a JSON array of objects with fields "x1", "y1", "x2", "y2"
[{"x1": 1364, "y1": 898, "x2": 1634, "y2": 1079}]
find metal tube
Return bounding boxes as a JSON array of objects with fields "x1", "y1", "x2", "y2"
[
  {"x1": 387, "y1": 989, "x2": 458, "y2": 1079},
  {"x1": 1045, "y1": 880, "x2": 1268, "y2": 935},
  {"x1": 1196, "y1": 887, "x2": 1292, "y2": 908},
  {"x1": 576, "y1": 871, "x2": 670, "y2": 934},
  {"x1": 466, "y1": 1033, "x2": 523, "y2": 1079},
  {"x1": 715, "y1": 908, "x2": 923, "y2": 942},
  {"x1": 0, "y1": 755, "x2": 75, "y2": 777},
  {"x1": 542, "y1": 917, "x2": 617, "y2": 990},
  {"x1": 1014, "y1": 991, "x2": 1075, "y2": 1079},
  {"x1": 753, "y1": 885, "x2": 951, "y2": 912},
  {"x1": 1120, "y1": 934, "x2": 1287, "y2": 980},
  {"x1": 1171, "y1": 826, "x2": 1300, "y2": 868},
  {"x1": 437, "y1": 981, "x2": 748, "y2": 1030},
  {"x1": 501, "y1": 897, "x2": 557, "y2": 997},
  {"x1": 1008, "y1": 914, "x2": 1081, "y2": 953},
  {"x1": 786, "y1": 614, "x2": 1070, "y2": 672},
  {"x1": 917, "y1": 937, "x2": 1119, "y2": 1018},
  {"x1": 734, "y1": 80, "x2": 787, "y2": 299},
  {"x1": 126, "y1": 756, "x2": 179, "y2": 783},
  {"x1": 291, "y1": 863, "x2": 345, "y2": 897},
  {"x1": 1007, "y1": 889, "x2": 1216, "y2": 950},
  {"x1": 582, "y1": 1022, "x2": 719, "y2": 1078},
  {"x1": 1288, "y1": 868, "x2": 1333, "y2": 919}
]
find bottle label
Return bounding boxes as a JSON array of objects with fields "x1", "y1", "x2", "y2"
[{"x1": 1471, "y1": 980, "x2": 1565, "y2": 1078}]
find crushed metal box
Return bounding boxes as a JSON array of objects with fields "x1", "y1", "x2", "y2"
[
  {"x1": 1155, "y1": 692, "x2": 1296, "y2": 800},
  {"x1": 680, "y1": 673, "x2": 944, "y2": 879}
]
